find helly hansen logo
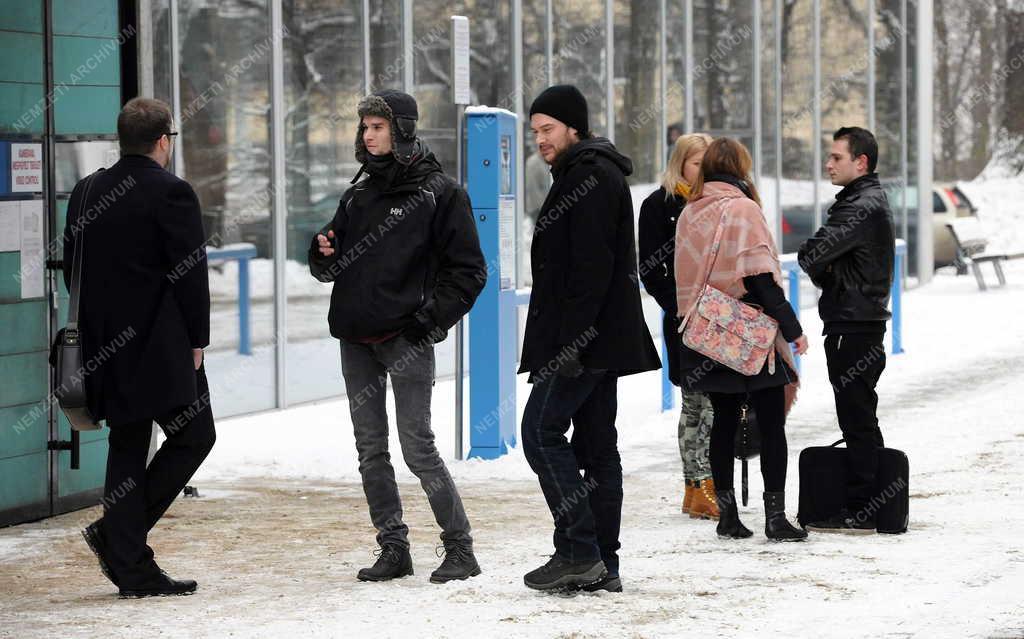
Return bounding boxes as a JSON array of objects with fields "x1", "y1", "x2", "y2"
[{"x1": 390, "y1": 207, "x2": 404, "y2": 218}]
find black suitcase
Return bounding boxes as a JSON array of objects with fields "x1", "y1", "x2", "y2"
[{"x1": 797, "y1": 439, "x2": 909, "y2": 534}]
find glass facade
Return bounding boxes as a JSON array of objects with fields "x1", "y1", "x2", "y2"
[{"x1": 141, "y1": 0, "x2": 929, "y2": 418}]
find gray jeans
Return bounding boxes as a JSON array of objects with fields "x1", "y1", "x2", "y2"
[{"x1": 340, "y1": 335, "x2": 471, "y2": 548}]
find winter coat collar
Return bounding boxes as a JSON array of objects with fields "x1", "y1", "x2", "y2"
[
  {"x1": 550, "y1": 136, "x2": 633, "y2": 180},
  {"x1": 835, "y1": 173, "x2": 881, "y2": 202}
]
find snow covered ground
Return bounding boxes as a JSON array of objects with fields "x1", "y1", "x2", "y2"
[{"x1": 2, "y1": 248, "x2": 1023, "y2": 637}]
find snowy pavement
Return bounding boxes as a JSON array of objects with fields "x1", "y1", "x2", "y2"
[{"x1": 2, "y1": 262, "x2": 1023, "y2": 638}]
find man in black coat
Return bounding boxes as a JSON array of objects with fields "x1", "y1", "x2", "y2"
[
  {"x1": 309, "y1": 90, "x2": 487, "y2": 584},
  {"x1": 520, "y1": 85, "x2": 660, "y2": 592},
  {"x1": 64, "y1": 98, "x2": 215, "y2": 597},
  {"x1": 798, "y1": 126, "x2": 895, "y2": 534}
]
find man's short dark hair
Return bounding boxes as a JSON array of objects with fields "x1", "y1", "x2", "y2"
[
  {"x1": 118, "y1": 97, "x2": 174, "y2": 156},
  {"x1": 833, "y1": 126, "x2": 878, "y2": 173}
]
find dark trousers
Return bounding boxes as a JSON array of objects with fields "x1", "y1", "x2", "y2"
[
  {"x1": 521, "y1": 370, "x2": 622, "y2": 575},
  {"x1": 103, "y1": 365, "x2": 216, "y2": 583},
  {"x1": 708, "y1": 385, "x2": 788, "y2": 493},
  {"x1": 825, "y1": 333, "x2": 886, "y2": 513},
  {"x1": 340, "y1": 336, "x2": 471, "y2": 548}
]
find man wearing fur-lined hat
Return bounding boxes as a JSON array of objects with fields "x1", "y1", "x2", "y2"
[{"x1": 309, "y1": 90, "x2": 487, "y2": 584}]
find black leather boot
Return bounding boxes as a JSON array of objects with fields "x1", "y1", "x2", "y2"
[
  {"x1": 357, "y1": 543, "x2": 414, "y2": 582},
  {"x1": 430, "y1": 540, "x2": 482, "y2": 584},
  {"x1": 763, "y1": 491, "x2": 808, "y2": 541},
  {"x1": 715, "y1": 489, "x2": 753, "y2": 539}
]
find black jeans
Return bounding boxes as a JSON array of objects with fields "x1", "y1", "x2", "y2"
[
  {"x1": 708, "y1": 385, "x2": 788, "y2": 493},
  {"x1": 103, "y1": 365, "x2": 216, "y2": 584},
  {"x1": 521, "y1": 370, "x2": 622, "y2": 575},
  {"x1": 825, "y1": 333, "x2": 886, "y2": 513},
  {"x1": 340, "y1": 336, "x2": 471, "y2": 548}
]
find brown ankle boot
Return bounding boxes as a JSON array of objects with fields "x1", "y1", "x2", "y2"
[
  {"x1": 682, "y1": 480, "x2": 695, "y2": 514},
  {"x1": 689, "y1": 478, "x2": 721, "y2": 520}
]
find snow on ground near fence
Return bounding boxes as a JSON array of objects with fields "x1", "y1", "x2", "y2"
[{"x1": 2, "y1": 172, "x2": 1021, "y2": 639}]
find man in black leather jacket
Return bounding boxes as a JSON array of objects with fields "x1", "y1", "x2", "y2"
[{"x1": 798, "y1": 126, "x2": 895, "y2": 533}]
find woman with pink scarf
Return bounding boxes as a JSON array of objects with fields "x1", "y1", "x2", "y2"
[{"x1": 674, "y1": 138, "x2": 809, "y2": 542}]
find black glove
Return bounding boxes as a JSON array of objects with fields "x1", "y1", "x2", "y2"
[
  {"x1": 402, "y1": 311, "x2": 437, "y2": 346},
  {"x1": 555, "y1": 351, "x2": 585, "y2": 378}
]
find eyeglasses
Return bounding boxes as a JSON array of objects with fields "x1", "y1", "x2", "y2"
[{"x1": 156, "y1": 131, "x2": 179, "y2": 140}]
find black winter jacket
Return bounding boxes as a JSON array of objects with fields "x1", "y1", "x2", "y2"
[
  {"x1": 519, "y1": 137, "x2": 661, "y2": 377},
  {"x1": 309, "y1": 148, "x2": 487, "y2": 342},
  {"x1": 638, "y1": 186, "x2": 685, "y2": 385},
  {"x1": 797, "y1": 173, "x2": 895, "y2": 335}
]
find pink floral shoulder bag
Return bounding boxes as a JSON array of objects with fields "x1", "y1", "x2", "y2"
[{"x1": 680, "y1": 211, "x2": 779, "y2": 377}]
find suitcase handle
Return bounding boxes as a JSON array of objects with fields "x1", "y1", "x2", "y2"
[{"x1": 830, "y1": 439, "x2": 846, "y2": 447}]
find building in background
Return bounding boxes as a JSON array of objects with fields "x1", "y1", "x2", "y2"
[{"x1": 0, "y1": 0, "x2": 933, "y2": 525}]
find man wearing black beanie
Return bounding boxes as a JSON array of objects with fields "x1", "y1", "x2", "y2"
[{"x1": 520, "y1": 85, "x2": 661, "y2": 592}]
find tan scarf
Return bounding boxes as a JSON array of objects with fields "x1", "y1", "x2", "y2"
[
  {"x1": 674, "y1": 181, "x2": 692, "y2": 200},
  {"x1": 674, "y1": 181, "x2": 799, "y2": 412}
]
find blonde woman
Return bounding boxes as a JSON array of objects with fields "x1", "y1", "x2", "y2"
[{"x1": 638, "y1": 133, "x2": 719, "y2": 520}]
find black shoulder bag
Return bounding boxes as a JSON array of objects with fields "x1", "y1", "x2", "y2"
[{"x1": 54, "y1": 171, "x2": 102, "y2": 431}]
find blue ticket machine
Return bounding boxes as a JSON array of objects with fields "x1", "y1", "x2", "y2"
[{"x1": 465, "y1": 107, "x2": 518, "y2": 459}]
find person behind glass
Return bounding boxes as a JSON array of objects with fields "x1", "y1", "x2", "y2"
[
  {"x1": 638, "y1": 133, "x2": 720, "y2": 521},
  {"x1": 674, "y1": 137, "x2": 809, "y2": 542},
  {"x1": 66, "y1": 97, "x2": 216, "y2": 597},
  {"x1": 798, "y1": 127, "x2": 894, "y2": 534},
  {"x1": 309, "y1": 90, "x2": 487, "y2": 584}
]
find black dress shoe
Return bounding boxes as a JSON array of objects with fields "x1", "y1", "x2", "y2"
[
  {"x1": 357, "y1": 544, "x2": 414, "y2": 582},
  {"x1": 82, "y1": 519, "x2": 119, "y2": 586},
  {"x1": 118, "y1": 571, "x2": 197, "y2": 598},
  {"x1": 523, "y1": 556, "x2": 606, "y2": 591}
]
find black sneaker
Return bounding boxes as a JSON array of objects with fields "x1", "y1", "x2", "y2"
[
  {"x1": 430, "y1": 541, "x2": 482, "y2": 584},
  {"x1": 574, "y1": 573, "x2": 623, "y2": 593},
  {"x1": 82, "y1": 519, "x2": 119, "y2": 586},
  {"x1": 118, "y1": 570, "x2": 197, "y2": 598},
  {"x1": 524, "y1": 556, "x2": 606, "y2": 591},
  {"x1": 805, "y1": 508, "x2": 876, "y2": 534},
  {"x1": 357, "y1": 544, "x2": 414, "y2": 582}
]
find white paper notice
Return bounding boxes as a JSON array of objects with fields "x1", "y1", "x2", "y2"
[
  {"x1": 19, "y1": 200, "x2": 45, "y2": 299},
  {"x1": 498, "y1": 197, "x2": 515, "y2": 290},
  {"x1": 10, "y1": 143, "x2": 43, "y2": 193},
  {"x1": 0, "y1": 201, "x2": 20, "y2": 251}
]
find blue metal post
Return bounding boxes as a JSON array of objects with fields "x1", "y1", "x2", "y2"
[
  {"x1": 786, "y1": 264, "x2": 801, "y2": 372},
  {"x1": 206, "y1": 244, "x2": 256, "y2": 356},
  {"x1": 661, "y1": 313, "x2": 674, "y2": 412},
  {"x1": 466, "y1": 108, "x2": 518, "y2": 459},
  {"x1": 891, "y1": 242, "x2": 904, "y2": 354},
  {"x1": 238, "y1": 257, "x2": 251, "y2": 355}
]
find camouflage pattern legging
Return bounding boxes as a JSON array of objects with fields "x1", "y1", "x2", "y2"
[{"x1": 677, "y1": 390, "x2": 713, "y2": 481}]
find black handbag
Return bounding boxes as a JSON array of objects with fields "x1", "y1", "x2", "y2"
[
  {"x1": 53, "y1": 171, "x2": 102, "y2": 431},
  {"x1": 733, "y1": 399, "x2": 761, "y2": 506}
]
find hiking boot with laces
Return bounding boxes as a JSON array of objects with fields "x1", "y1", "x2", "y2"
[
  {"x1": 357, "y1": 543, "x2": 413, "y2": 582},
  {"x1": 429, "y1": 540, "x2": 481, "y2": 584}
]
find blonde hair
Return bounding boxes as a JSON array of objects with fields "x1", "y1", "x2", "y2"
[
  {"x1": 661, "y1": 132, "x2": 714, "y2": 199},
  {"x1": 689, "y1": 137, "x2": 762, "y2": 208}
]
